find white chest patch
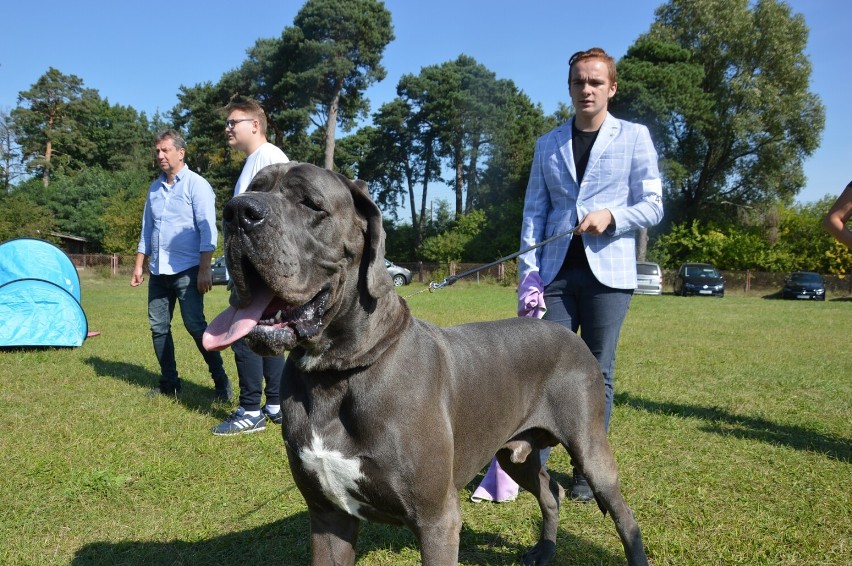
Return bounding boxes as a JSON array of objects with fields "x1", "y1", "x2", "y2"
[{"x1": 299, "y1": 432, "x2": 366, "y2": 519}]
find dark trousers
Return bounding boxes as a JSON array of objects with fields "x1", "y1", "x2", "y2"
[
  {"x1": 232, "y1": 338, "x2": 284, "y2": 411},
  {"x1": 543, "y1": 264, "x2": 633, "y2": 431},
  {"x1": 147, "y1": 266, "x2": 227, "y2": 391}
]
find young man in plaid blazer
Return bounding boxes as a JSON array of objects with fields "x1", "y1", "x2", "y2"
[{"x1": 519, "y1": 47, "x2": 664, "y2": 501}]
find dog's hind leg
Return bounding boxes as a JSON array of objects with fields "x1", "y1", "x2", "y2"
[
  {"x1": 573, "y1": 439, "x2": 648, "y2": 566},
  {"x1": 495, "y1": 446, "x2": 564, "y2": 566}
]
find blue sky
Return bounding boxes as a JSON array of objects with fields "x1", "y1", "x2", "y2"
[{"x1": 1, "y1": 0, "x2": 849, "y2": 207}]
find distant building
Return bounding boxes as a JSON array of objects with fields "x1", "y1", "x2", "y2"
[{"x1": 49, "y1": 232, "x2": 89, "y2": 255}]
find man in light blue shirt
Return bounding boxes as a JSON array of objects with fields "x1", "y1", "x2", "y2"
[{"x1": 131, "y1": 129, "x2": 231, "y2": 399}]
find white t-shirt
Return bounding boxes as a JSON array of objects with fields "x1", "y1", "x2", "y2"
[{"x1": 233, "y1": 142, "x2": 289, "y2": 196}]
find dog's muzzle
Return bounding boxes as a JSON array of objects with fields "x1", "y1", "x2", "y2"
[{"x1": 203, "y1": 287, "x2": 329, "y2": 354}]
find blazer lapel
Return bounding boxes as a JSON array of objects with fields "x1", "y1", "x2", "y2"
[
  {"x1": 585, "y1": 113, "x2": 620, "y2": 181},
  {"x1": 556, "y1": 119, "x2": 578, "y2": 185}
]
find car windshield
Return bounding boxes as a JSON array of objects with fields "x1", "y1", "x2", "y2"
[
  {"x1": 637, "y1": 264, "x2": 659, "y2": 275},
  {"x1": 791, "y1": 273, "x2": 821, "y2": 284},
  {"x1": 686, "y1": 266, "x2": 718, "y2": 277}
]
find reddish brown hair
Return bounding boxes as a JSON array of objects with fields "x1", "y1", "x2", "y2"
[{"x1": 568, "y1": 47, "x2": 617, "y2": 83}]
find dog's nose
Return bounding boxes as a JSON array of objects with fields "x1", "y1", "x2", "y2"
[{"x1": 224, "y1": 197, "x2": 270, "y2": 234}]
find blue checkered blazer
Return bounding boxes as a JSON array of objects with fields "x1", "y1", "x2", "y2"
[{"x1": 519, "y1": 114, "x2": 664, "y2": 289}]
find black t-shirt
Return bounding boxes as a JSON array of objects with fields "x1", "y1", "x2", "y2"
[
  {"x1": 572, "y1": 125, "x2": 600, "y2": 184},
  {"x1": 563, "y1": 124, "x2": 601, "y2": 269}
]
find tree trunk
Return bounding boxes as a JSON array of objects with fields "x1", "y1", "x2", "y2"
[
  {"x1": 323, "y1": 91, "x2": 340, "y2": 170},
  {"x1": 43, "y1": 138, "x2": 52, "y2": 187},
  {"x1": 465, "y1": 141, "x2": 479, "y2": 213},
  {"x1": 636, "y1": 227, "x2": 648, "y2": 261},
  {"x1": 42, "y1": 109, "x2": 55, "y2": 188},
  {"x1": 407, "y1": 173, "x2": 418, "y2": 233},
  {"x1": 454, "y1": 157, "x2": 463, "y2": 217},
  {"x1": 416, "y1": 144, "x2": 434, "y2": 251}
]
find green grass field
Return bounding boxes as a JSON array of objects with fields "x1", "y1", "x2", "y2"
[{"x1": 1, "y1": 275, "x2": 849, "y2": 565}]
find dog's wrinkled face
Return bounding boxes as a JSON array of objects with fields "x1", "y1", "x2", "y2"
[{"x1": 202, "y1": 162, "x2": 391, "y2": 358}]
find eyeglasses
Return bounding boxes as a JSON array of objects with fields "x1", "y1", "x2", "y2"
[{"x1": 225, "y1": 118, "x2": 254, "y2": 130}]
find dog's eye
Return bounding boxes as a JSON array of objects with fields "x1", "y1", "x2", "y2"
[{"x1": 300, "y1": 198, "x2": 327, "y2": 215}]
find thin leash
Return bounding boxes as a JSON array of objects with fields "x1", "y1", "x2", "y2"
[{"x1": 402, "y1": 226, "x2": 579, "y2": 299}]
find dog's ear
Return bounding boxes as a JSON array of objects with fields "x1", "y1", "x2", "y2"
[{"x1": 350, "y1": 178, "x2": 393, "y2": 299}]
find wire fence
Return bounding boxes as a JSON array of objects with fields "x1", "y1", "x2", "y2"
[{"x1": 69, "y1": 254, "x2": 851, "y2": 295}]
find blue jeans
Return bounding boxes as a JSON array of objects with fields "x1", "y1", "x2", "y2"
[
  {"x1": 543, "y1": 264, "x2": 633, "y2": 432},
  {"x1": 148, "y1": 266, "x2": 227, "y2": 391},
  {"x1": 232, "y1": 338, "x2": 284, "y2": 411}
]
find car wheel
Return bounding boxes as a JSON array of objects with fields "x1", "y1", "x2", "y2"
[{"x1": 392, "y1": 274, "x2": 407, "y2": 287}]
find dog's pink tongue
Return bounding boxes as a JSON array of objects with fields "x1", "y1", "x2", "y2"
[{"x1": 202, "y1": 287, "x2": 275, "y2": 351}]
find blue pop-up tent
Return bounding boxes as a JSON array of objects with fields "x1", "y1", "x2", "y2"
[{"x1": 0, "y1": 238, "x2": 88, "y2": 348}]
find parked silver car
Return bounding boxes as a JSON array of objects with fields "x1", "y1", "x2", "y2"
[
  {"x1": 211, "y1": 256, "x2": 229, "y2": 285},
  {"x1": 385, "y1": 259, "x2": 411, "y2": 286},
  {"x1": 635, "y1": 261, "x2": 663, "y2": 295}
]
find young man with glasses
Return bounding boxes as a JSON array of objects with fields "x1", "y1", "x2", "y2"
[{"x1": 212, "y1": 99, "x2": 290, "y2": 436}]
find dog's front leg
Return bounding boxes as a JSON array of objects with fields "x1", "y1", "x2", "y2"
[
  {"x1": 310, "y1": 509, "x2": 360, "y2": 566},
  {"x1": 411, "y1": 492, "x2": 462, "y2": 566}
]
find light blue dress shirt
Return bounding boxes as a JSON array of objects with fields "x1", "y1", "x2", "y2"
[{"x1": 137, "y1": 165, "x2": 218, "y2": 276}]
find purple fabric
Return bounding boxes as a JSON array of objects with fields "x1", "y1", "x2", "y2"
[
  {"x1": 470, "y1": 457, "x2": 519, "y2": 502},
  {"x1": 471, "y1": 273, "x2": 547, "y2": 503},
  {"x1": 518, "y1": 271, "x2": 546, "y2": 319}
]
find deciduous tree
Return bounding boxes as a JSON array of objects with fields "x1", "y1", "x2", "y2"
[
  {"x1": 611, "y1": 0, "x2": 825, "y2": 224},
  {"x1": 0, "y1": 190, "x2": 56, "y2": 241}
]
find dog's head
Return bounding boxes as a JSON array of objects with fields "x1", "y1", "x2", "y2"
[{"x1": 202, "y1": 162, "x2": 394, "y2": 360}]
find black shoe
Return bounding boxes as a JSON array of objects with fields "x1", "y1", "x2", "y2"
[
  {"x1": 214, "y1": 379, "x2": 233, "y2": 403},
  {"x1": 570, "y1": 469, "x2": 594, "y2": 502},
  {"x1": 146, "y1": 385, "x2": 180, "y2": 397},
  {"x1": 262, "y1": 405, "x2": 283, "y2": 425}
]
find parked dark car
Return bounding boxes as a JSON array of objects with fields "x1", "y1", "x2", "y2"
[
  {"x1": 781, "y1": 271, "x2": 826, "y2": 301},
  {"x1": 211, "y1": 256, "x2": 229, "y2": 285},
  {"x1": 635, "y1": 261, "x2": 663, "y2": 295},
  {"x1": 385, "y1": 259, "x2": 411, "y2": 286},
  {"x1": 674, "y1": 263, "x2": 724, "y2": 297}
]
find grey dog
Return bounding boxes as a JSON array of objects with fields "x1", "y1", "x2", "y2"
[{"x1": 203, "y1": 162, "x2": 647, "y2": 566}]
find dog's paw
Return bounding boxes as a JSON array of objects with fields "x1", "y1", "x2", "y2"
[{"x1": 521, "y1": 540, "x2": 556, "y2": 565}]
